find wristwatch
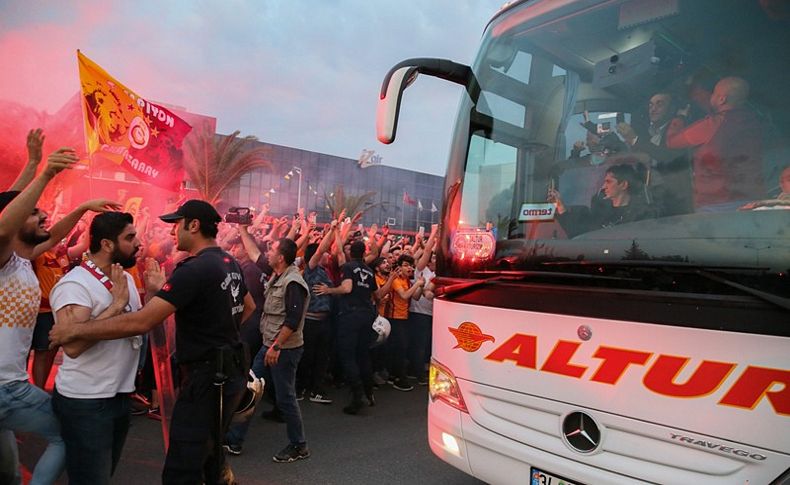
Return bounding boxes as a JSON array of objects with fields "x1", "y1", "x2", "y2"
[{"x1": 273, "y1": 343, "x2": 282, "y2": 351}]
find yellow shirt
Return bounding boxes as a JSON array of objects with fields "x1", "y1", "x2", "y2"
[{"x1": 391, "y1": 276, "x2": 411, "y2": 320}]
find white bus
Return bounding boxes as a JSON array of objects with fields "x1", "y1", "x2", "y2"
[{"x1": 377, "y1": 1, "x2": 789, "y2": 483}]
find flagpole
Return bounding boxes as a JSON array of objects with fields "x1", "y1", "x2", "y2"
[{"x1": 401, "y1": 198, "x2": 405, "y2": 234}]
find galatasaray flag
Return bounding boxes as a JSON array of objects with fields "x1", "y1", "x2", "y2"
[{"x1": 78, "y1": 51, "x2": 192, "y2": 192}]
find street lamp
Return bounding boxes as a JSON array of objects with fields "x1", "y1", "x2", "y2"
[{"x1": 286, "y1": 166, "x2": 303, "y2": 210}]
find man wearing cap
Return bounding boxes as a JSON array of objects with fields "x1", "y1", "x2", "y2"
[{"x1": 50, "y1": 199, "x2": 256, "y2": 485}]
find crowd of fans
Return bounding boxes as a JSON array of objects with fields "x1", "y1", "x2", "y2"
[{"x1": 0, "y1": 129, "x2": 438, "y2": 482}]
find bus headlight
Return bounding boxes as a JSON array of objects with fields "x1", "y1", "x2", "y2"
[{"x1": 429, "y1": 359, "x2": 468, "y2": 413}]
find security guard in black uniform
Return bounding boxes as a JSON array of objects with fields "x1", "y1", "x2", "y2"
[{"x1": 50, "y1": 200, "x2": 256, "y2": 485}]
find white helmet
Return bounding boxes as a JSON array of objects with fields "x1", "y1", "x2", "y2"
[
  {"x1": 370, "y1": 316, "x2": 391, "y2": 348},
  {"x1": 233, "y1": 370, "x2": 265, "y2": 420}
]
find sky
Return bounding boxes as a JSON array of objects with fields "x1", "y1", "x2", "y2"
[{"x1": 0, "y1": 0, "x2": 505, "y2": 176}]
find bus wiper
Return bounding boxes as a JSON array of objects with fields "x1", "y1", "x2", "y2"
[
  {"x1": 543, "y1": 261, "x2": 790, "y2": 311},
  {"x1": 436, "y1": 270, "x2": 639, "y2": 298},
  {"x1": 695, "y1": 269, "x2": 790, "y2": 312}
]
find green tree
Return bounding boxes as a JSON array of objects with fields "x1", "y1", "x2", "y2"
[
  {"x1": 183, "y1": 121, "x2": 272, "y2": 204},
  {"x1": 323, "y1": 184, "x2": 382, "y2": 220}
]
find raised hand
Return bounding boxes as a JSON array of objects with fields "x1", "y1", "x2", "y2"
[
  {"x1": 547, "y1": 188, "x2": 566, "y2": 214},
  {"x1": 616, "y1": 122, "x2": 637, "y2": 145},
  {"x1": 44, "y1": 148, "x2": 79, "y2": 178},
  {"x1": 143, "y1": 257, "x2": 166, "y2": 294},
  {"x1": 80, "y1": 199, "x2": 123, "y2": 213},
  {"x1": 27, "y1": 129, "x2": 45, "y2": 163},
  {"x1": 109, "y1": 263, "x2": 130, "y2": 310}
]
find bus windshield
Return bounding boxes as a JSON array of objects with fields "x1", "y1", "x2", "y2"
[{"x1": 441, "y1": 0, "x2": 790, "y2": 295}]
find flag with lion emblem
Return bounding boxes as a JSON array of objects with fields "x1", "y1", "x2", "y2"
[{"x1": 78, "y1": 50, "x2": 192, "y2": 191}]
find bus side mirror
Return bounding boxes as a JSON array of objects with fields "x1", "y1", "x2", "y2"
[
  {"x1": 376, "y1": 66, "x2": 418, "y2": 144},
  {"x1": 377, "y1": 58, "x2": 474, "y2": 144}
]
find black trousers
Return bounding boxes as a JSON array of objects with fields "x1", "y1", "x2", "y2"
[
  {"x1": 336, "y1": 310, "x2": 376, "y2": 402},
  {"x1": 387, "y1": 318, "x2": 409, "y2": 381},
  {"x1": 239, "y1": 310, "x2": 263, "y2": 365},
  {"x1": 162, "y1": 367, "x2": 245, "y2": 485},
  {"x1": 297, "y1": 317, "x2": 331, "y2": 394}
]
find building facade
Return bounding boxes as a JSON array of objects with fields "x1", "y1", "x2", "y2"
[{"x1": 222, "y1": 140, "x2": 445, "y2": 233}]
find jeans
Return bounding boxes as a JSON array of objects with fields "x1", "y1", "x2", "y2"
[
  {"x1": 259, "y1": 346, "x2": 306, "y2": 446},
  {"x1": 336, "y1": 310, "x2": 376, "y2": 402},
  {"x1": 0, "y1": 380, "x2": 65, "y2": 485},
  {"x1": 0, "y1": 428, "x2": 21, "y2": 485},
  {"x1": 51, "y1": 389, "x2": 131, "y2": 485}
]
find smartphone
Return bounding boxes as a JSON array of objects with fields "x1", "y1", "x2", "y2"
[
  {"x1": 418, "y1": 226, "x2": 425, "y2": 236},
  {"x1": 344, "y1": 217, "x2": 351, "y2": 224},
  {"x1": 309, "y1": 214, "x2": 317, "y2": 224},
  {"x1": 357, "y1": 223, "x2": 364, "y2": 232}
]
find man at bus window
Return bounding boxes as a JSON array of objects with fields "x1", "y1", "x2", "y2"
[
  {"x1": 666, "y1": 76, "x2": 764, "y2": 211},
  {"x1": 548, "y1": 163, "x2": 656, "y2": 238},
  {"x1": 616, "y1": 92, "x2": 692, "y2": 216}
]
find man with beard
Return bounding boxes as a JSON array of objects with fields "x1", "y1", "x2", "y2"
[
  {"x1": 0, "y1": 146, "x2": 117, "y2": 485},
  {"x1": 50, "y1": 200, "x2": 255, "y2": 485},
  {"x1": 49, "y1": 211, "x2": 143, "y2": 484}
]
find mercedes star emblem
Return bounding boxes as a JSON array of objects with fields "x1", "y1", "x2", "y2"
[{"x1": 562, "y1": 411, "x2": 601, "y2": 453}]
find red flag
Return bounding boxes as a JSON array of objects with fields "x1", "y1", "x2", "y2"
[
  {"x1": 78, "y1": 51, "x2": 192, "y2": 192},
  {"x1": 402, "y1": 191, "x2": 417, "y2": 206}
]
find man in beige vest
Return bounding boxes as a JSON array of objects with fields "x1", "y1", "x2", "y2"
[{"x1": 258, "y1": 237, "x2": 311, "y2": 463}]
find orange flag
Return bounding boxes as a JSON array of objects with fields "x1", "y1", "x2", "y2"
[{"x1": 78, "y1": 51, "x2": 192, "y2": 191}]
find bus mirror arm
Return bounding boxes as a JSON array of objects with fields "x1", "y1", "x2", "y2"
[{"x1": 377, "y1": 58, "x2": 474, "y2": 144}]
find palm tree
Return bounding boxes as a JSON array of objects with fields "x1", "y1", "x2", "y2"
[
  {"x1": 323, "y1": 184, "x2": 383, "y2": 220},
  {"x1": 183, "y1": 121, "x2": 272, "y2": 204}
]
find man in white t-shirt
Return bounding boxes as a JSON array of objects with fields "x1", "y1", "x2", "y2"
[
  {"x1": 408, "y1": 224, "x2": 439, "y2": 385},
  {"x1": 0, "y1": 147, "x2": 99, "y2": 484},
  {"x1": 49, "y1": 211, "x2": 143, "y2": 484}
]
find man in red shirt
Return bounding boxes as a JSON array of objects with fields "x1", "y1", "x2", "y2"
[{"x1": 667, "y1": 76, "x2": 764, "y2": 210}]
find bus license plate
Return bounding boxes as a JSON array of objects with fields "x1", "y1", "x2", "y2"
[{"x1": 530, "y1": 467, "x2": 584, "y2": 485}]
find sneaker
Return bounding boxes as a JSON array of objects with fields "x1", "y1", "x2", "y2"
[
  {"x1": 386, "y1": 378, "x2": 395, "y2": 385},
  {"x1": 296, "y1": 389, "x2": 306, "y2": 401},
  {"x1": 273, "y1": 443, "x2": 310, "y2": 463},
  {"x1": 417, "y1": 376, "x2": 429, "y2": 386},
  {"x1": 131, "y1": 406, "x2": 148, "y2": 416},
  {"x1": 147, "y1": 406, "x2": 162, "y2": 421},
  {"x1": 261, "y1": 409, "x2": 286, "y2": 423},
  {"x1": 365, "y1": 391, "x2": 376, "y2": 407},
  {"x1": 223, "y1": 443, "x2": 242, "y2": 456},
  {"x1": 308, "y1": 392, "x2": 333, "y2": 404},
  {"x1": 391, "y1": 379, "x2": 414, "y2": 392},
  {"x1": 372, "y1": 372, "x2": 386, "y2": 386}
]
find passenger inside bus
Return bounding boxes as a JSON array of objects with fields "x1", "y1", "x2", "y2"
[
  {"x1": 547, "y1": 163, "x2": 656, "y2": 238},
  {"x1": 666, "y1": 76, "x2": 765, "y2": 211},
  {"x1": 616, "y1": 92, "x2": 691, "y2": 216}
]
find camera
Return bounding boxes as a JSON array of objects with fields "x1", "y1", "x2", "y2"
[{"x1": 225, "y1": 207, "x2": 253, "y2": 225}]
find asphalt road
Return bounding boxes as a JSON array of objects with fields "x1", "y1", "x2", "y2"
[{"x1": 20, "y1": 383, "x2": 484, "y2": 484}]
